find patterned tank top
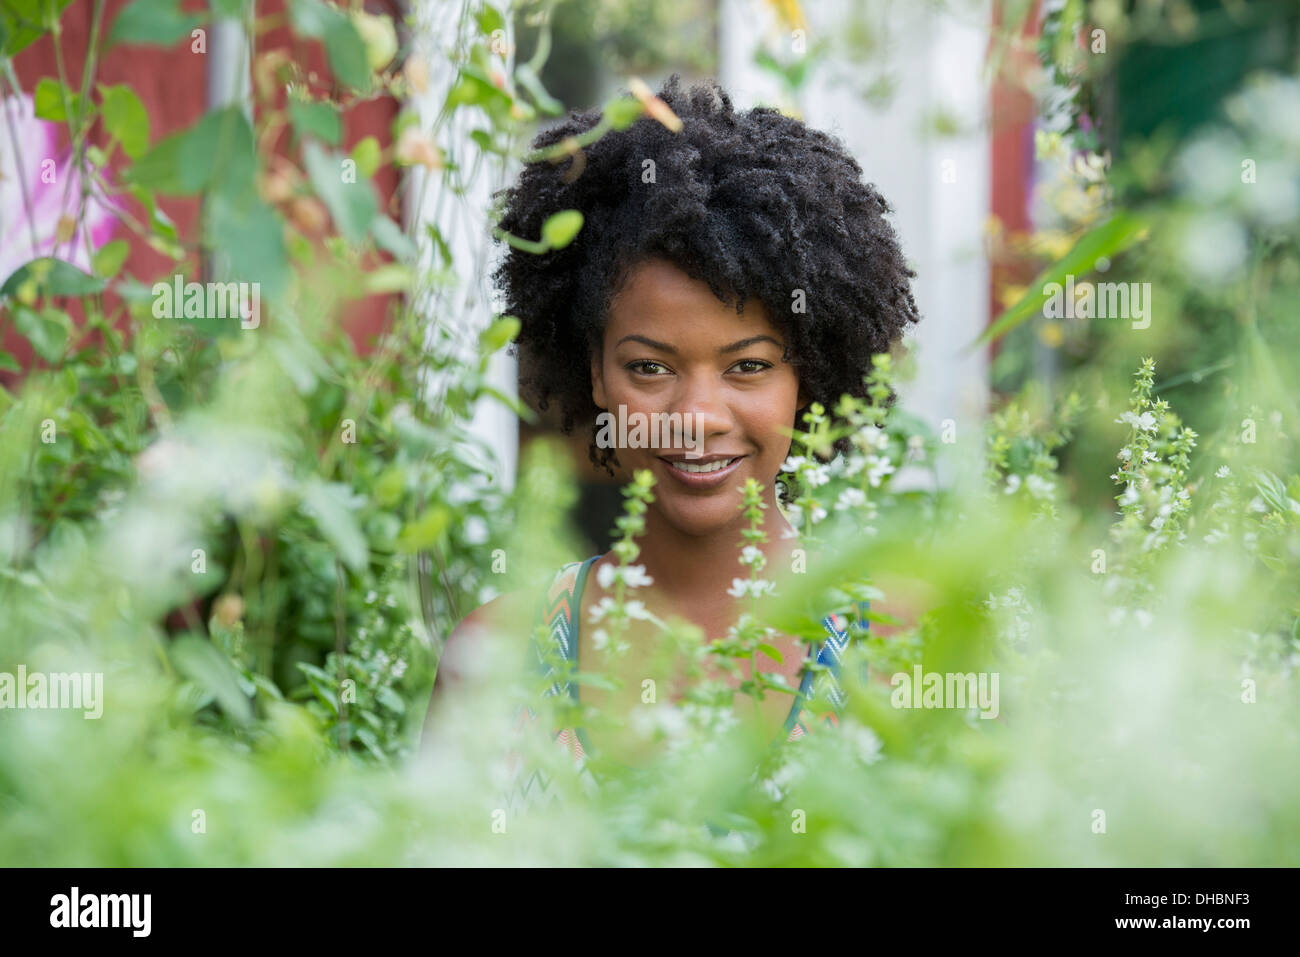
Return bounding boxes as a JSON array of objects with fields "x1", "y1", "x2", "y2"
[{"x1": 501, "y1": 554, "x2": 869, "y2": 816}]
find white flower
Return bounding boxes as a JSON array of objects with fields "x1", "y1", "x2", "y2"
[
  {"x1": 1025, "y1": 474, "x2": 1055, "y2": 500},
  {"x1": 809, "y1": 504, "x2": 828, "y2": 524},
  {"x1": 849, "y1": 724, "x2": 884, "y2": 764},
  {"x1": 592, "y1": 628, "x2": 610, "y2": 651},
  {"x1": 853, "y1": 426, "x2": 889, "y2": 452},
  {"x1": 1118, "y1": 447, "x2": 1132, "y2": 461},
  {"x1": 1216, "y1": 466, "x2": 1230, "y2": 478},
  {"x1": 866, "y1": 456, "x2": 895, "y2": 488},
  {"x1": 1141, "y1": 449, "x2": 1158, "y2": 464},
  {"x1": 804, "y1": 464, "x2": 831, "y2": 488},
  {"x1": 596, "y1": 562, "x2": 653, "y2": 590},
  {"x1": 587, "y1": 597, "x2": 618, "y2": 624},
  {"x1": 1118, "y1": 483, "x2": 1139, "y2": 506},
  {"x1": 625, "y1": 564, "x2": 653, "y2": 587},
  {"x1": 740, "y1": 545, "x2": 766, "y2": 569},
  {"x1": 780, "y1": 455, "x2": 807, "y2": 473},
  {"x1": 1004, "y1": 473, "x2": 1022, "y2": 494},
  {"x1": 760, "y1": 776, "x2": 785, "y2": 802},
  {"x1": 624, "y1": 600, "x2": 653, "y2": 621},
  {"x1": 836, "y1": 488, "x2": 867, "y2": 511},
  {"x1": 1116, "y1": 410, "x2": 1158, "y2": 433},
  {"x1": 727, "y1": 578, "x2": 776, "y2": 599}
]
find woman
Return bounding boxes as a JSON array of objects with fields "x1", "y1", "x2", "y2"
[{"x1": 430, "y1": 75, "x2": 920, "y2": 777}]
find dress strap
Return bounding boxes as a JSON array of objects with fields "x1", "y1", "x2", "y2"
[
  {"x1": 782, "y1": 599, "x2": 871, "y2": 740},
  {"x1": 526, "y1": 555, "x2": 599, "y2": 702}
]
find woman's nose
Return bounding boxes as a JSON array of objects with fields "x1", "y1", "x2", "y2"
[{"x1": 671, "y1": 373, "x2": 734, "y2": 441}]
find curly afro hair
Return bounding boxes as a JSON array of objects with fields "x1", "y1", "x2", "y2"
[{"x1": 493, "y1": 74, "x2": 920, "y2": 481}]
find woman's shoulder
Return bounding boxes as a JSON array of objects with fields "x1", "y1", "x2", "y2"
[
  {"x1": 434, "y1": 589, "x2": 533, "y2": 693},
  {"x1": 435, "y1": 557, "x2": 601, "y2": 691}
]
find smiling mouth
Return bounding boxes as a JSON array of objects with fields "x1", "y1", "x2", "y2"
[
  {"x1": 662, "y1": 456, "x2": 741, "y2": 474},
  {"x1": 655, "y1": 455, "x2": 746, "y2": 487}
]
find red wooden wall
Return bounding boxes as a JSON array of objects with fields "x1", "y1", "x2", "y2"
[{"x1": 3, "y1": 0, "x2": 400, "y2": 379}]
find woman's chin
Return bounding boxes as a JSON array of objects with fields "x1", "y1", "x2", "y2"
[{"x1": 655, "y1": 502, "x2": 746, "y2": 540}]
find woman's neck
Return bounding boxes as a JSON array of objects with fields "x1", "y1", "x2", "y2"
[{"x1": 619, "y1": 484, "x2": 799, "y2": 624}]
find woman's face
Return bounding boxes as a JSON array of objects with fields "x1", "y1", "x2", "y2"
[{"x1": 591, "y1": 257, "x2": 807, "y2": 537}]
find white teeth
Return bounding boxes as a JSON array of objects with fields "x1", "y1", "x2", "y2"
[{"x1": 669, "y1": 457, "x2": 736, "y2": 474}]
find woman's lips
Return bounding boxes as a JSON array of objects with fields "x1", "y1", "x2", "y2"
[{"x1": 656, "y1": 455, "x2": 745, "y2": 490}]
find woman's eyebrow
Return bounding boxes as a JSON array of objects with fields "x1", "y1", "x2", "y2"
[{"x1": 615, "y1": 334, "x2": 783, "y2": 354}]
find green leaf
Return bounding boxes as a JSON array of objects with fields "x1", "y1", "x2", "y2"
[
  {"x1": 288, "y1": 0, "x2": 332, "y2": 36},
  {"x1": 301, "y1": 479, "x2": 369, "y2": 572},
  {"x1": 187, "y1": 107, "x2": 256, "y2": 195},
  {"x1": 757, "y1": 643, "x2": 785, "y2": 664},
  {"x1": 12, "y1": 306, "x2": 66, "y2": 362},
  {"x1": 288, "y1": 99, "x2": 342, "y2": 145},
  {"x1": 604, "y1": 96, "x2": 644, "y2": 131},
  {"x1": 110, "y1": 0, "x2": 203, "y2": 47},
  {"x1": 33, "y1": 77, "x2": 79, "y2": 121},
  {"x1": 474, "y1": 4, "x2": 504, "y2": 35},
  {"x1": 370, "y1": 215, "x2": 416, "y2": 261},
  {"x1": 99, "y1": 84, "x2": 151, "y2": 158},
  {"x1": 303, "y1": 140, "x2": 377, "y2": 244},
  {"x1": 469, "y1": 129, "x2": 499, "y2": 155},
  {"x1": 350, "y1": 135, "x2": 381, "y2": 178},
  {"x1": 323, "y1": 13, "x2": 370, "y2": 90},
  {"x1": 362, "y1": 263, "x2": 413, "y2": 295},
  {"x1": 1253, "y1": 469, "x2": 1300, "y2": 519},
  {"x1": 203, "y1": 189, "x2": 290, "y2": 303},
  {"x1": 1, "y1": 258, "x2": 107, "y2": 299},
  {"x1": 479, "y1": 315, "x2": 520, "y2": 353},
  {"x1": 91, "y1": 239, "x2": 130, "y2": 278},
  {"x1": 0, "y1": 0, "x2": 73, "y2": 57},
  {"x1": 0, "y1": 350, "x2": 20, "y2": 373},
  {"x1": 169, "y1": 635, "x2": 253, "y2": 725},
  {"x1": 354, "y1": 727, "x2": 386, "y2": 760},
  {"x1": 127, "y1": 106, "x2": 253, "y2": 196},
  {"x1": 976, "y1": 211, "x2": 1148, "y2": 346},
  {"x1": 122, "y1": 130, "x2": 184, "y2": 193},
  {"x1": 480, "y1": 383, "x2": 537, "y2": 424},
  {"x1": 210, "y1": 0, "x2": 248, "y2": 18},
  {"x1": 396, "y1": 506, "x2": 450, "y2": 552},
  {"x1": 541, "y1": 210, "x2": 584, "y2": 250},
  {"x1": 516, "y1": 62, "x2": 564, "y2": 116},
  {"x1": 445, "y1": 67, "x2": 511, "y2": 112},
  {"x1": 376, "y1": 686, "x2": 406, "y2": 714}
]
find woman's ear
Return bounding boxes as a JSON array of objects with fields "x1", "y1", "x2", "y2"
[{"x1": 591, "y1": 348, "x2": 607, "y2": 410}]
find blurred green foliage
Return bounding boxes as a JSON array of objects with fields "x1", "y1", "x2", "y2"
[{"x1": 0, "y1": 0, "x2": 1297, "y2": 865}]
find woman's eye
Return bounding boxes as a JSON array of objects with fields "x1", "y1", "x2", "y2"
[
  {"x1": 731, "y1": 360, "x2": 772, "y2": 374},
  {"x1": 628, "y1": 360, "x2": 669, "y2": 375}
]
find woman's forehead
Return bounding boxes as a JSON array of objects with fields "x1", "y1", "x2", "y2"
[{"x1": 606, "y1": 258, "x2": 782, "y2": 345}]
